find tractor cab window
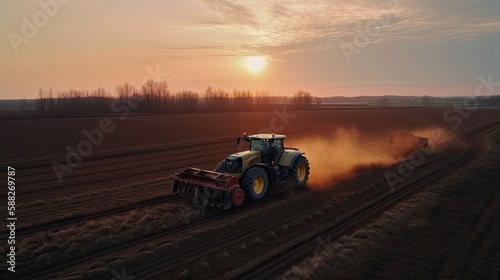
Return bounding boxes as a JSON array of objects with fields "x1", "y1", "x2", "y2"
[
  {"x1": 272, "y1": 139, "x2": 284, "y2": 160},
  {"x1": 250, "y1": 138, "x2": 284, "y2": 163},
  {"x1": 250, "y1": 139, "x2": 267, "y2": 151}
]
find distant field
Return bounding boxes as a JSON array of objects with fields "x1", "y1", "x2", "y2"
[{"x1": 1, "y1": 107, "x2": 499, "y2": 279}]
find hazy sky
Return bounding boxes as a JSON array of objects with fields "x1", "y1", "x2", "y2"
[{"x1": 1, "y1": 0, "x2": 500, "y2": 98}]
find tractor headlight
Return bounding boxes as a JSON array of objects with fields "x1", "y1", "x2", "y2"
[{"x1": 225, "y1": 156, "x2": 242, "y2": 173}]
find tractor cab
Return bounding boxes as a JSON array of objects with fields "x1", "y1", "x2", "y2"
[{"x1": 238, "y1": 133, "x2": 285, "y2": 164}]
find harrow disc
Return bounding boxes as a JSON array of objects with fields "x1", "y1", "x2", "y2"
[
  {"x1": 216, "y1": 191, "x2": 225, "y2": 208},
  {"x1": 172, "y1": 179, "x2": 180, "y2": 194},
  {"x1": 223, "y1": 192, "x2": 232, "y2": 209},
  {"x1": 189, "y1": 185, "x2": 197, "y2": 197},
  {"x1": 186, "y1": 183, "x2": 195, "y2": 197},
  {"x1": 202, "y1": 188, "x2": 210, "y2": 206},
  {"x1": 232, "y1": 188, "x2": 245, "y2": 207},
  {"x1": 210, "y1": 190, "x2": 220, "y2": 206},
  {"x1": 179, "y1": 181, "x2": 187, "y2": 196},
  {"x1": 173, "y1": 167, "x2": 240, "y2": 209},
  {"x1": 193, "y1": 187, "x2": 202, "y2": 204}
]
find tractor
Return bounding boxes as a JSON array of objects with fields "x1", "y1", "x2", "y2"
[{"x1": 172, "y1": 133, "x2": 309, "y2": 209}]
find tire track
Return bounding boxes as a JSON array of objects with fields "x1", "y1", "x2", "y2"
[
  {"x1": 234, "y1": 121, "x2": 498, "y2": 279},
  {"x1": 15, "y1": 143, "x2": 233, "y2": 187},
  {"x1": 18, "y1": 123, "x2": 482, "y2": 280},
  {"x1": 139, "y1": 121, "x2": 497, "y2": 279},
  {"x1": 9, "y1": 136, "x2": 234, "y2": 174},
  {"x1": 124, "y1": 149, "x2": 464, "y2": 278},
  {"x1": 15, "y1": 146, "x2": 234, "y2": 196},
  {"x1": 18, "y1": 186, "x2": 361, "y2": 280},
  {"x1": 11, "y1": 195, "x2": 183, "y2": 237},
  {"x1": 10, "y1": 117, "x2": 498, "y2": 279}
]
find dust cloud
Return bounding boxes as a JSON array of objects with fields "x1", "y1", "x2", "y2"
[
  {"x1": 288, "y1": 127, "x2": 454, "y2": 188},
  {"x1": 410, "y1": 127, "x2": 456, "y2": 152}
]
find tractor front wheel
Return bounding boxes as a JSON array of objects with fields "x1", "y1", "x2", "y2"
[
  {"x1": 291, "y1": 156, "x2": 310, "y2": 189},
  {"x1": 241, "y1": 166, "x2": 269, "y2": 200}
]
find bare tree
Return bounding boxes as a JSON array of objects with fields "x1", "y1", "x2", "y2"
[
  {"x1": 116, "y1": 82, "x2": 135, "y2": 104},
  {"x1": 293, "y1": 89, "x2": 313, "y2": 109},
  {"x1": 155, "y1": 81, "x2": 169, "y2": 113},
  {"x1": 92, "y1": 86, "x2": 110, "y2": 113},
  {"x1": 233, "y1": 89, "x2": 253, "y2": 110},
  {"x1": 254, "y1": 90, "x2": 271, "y2": 107},
  {"x1": 204, "y1": 86, "x2": 231, "y2": 112},
  {"x1": 142, "y1": 80, "x2": 155, "y2": 113},
  {"x1": 174, "y1": 90, "x2": 199, "y2": 112},
  {"x1": 22, "y1": 83, "x2": 324, "y2": 119},
  {"x1": 47, "y1": 89, "x2": 54, "y2": 115},
  {"x1": 38, "y1": 88, "x2": 46, "y2": 116}
]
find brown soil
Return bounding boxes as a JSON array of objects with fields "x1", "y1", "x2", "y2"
[{"x1": 0, "y1": 107, "x2": 498, "y2": 279}]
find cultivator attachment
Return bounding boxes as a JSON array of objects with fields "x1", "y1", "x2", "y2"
[{"x1": 172, "y1": 167, "x2": 244, "y2": 209}]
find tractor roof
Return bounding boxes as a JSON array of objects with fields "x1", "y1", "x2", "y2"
[{"x1": 248, "y1": 134, "x2": 286, "y2": 140}]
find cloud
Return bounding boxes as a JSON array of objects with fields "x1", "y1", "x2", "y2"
[
  {"x1": 269, "y1": 3, "x2": 293, "y2": 18},
  {"x1": 196, "y1": 0, "x2": 500, "y2": 56},
  {"x1": 380, "y1": 0, "x2": 500, "y2": 39},
  {"x1": 200, "y1": 0, "x2": 258, "y2": 27}
]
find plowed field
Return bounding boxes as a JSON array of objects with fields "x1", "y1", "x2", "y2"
[{"x1": 1, "y1": 107, "x2": 499, "y2": 279}]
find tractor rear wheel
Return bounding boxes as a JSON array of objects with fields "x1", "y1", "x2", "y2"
[
  {"x1": 291, "y1": 156, "x2": 309, "y2": 189},
  {"x1": 241, "y1": 166, "x2": 269, "y2": 200}
]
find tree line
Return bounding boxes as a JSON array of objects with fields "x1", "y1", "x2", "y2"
[{"x1": 9, "y1": 80, "x2": 316, "y2": 118}]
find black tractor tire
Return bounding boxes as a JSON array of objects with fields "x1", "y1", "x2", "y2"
[
  {"x1": 290, "y1": 156, "x2": 310, "y2": 189},
  {"x1": 215, "y1": 160, "x2": 225, "y2": 173},
  {"x1": 241, "y1": 166, "x2": 269, "y2": 200}
]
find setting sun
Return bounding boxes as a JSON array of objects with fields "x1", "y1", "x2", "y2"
[{"x1": 244, "y1": 56, "x2": 267, "y2": 73}]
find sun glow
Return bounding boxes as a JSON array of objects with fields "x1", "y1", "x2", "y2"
[{"x1": 244, "y1": 56, "x2": 267, "y2": 73}]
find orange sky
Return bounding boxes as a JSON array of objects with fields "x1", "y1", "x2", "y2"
[{"x1": 1, "y1": 0, "x2": 500, "y2": 99}]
